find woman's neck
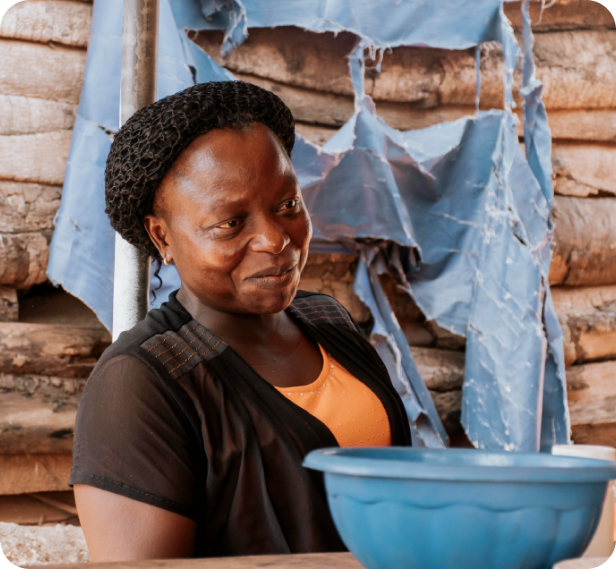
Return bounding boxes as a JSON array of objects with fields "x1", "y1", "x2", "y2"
[{"x1": 175, "y1": 285, "x2": 289, "y2": 347}]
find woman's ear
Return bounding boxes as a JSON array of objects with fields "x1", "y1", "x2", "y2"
[{"x1": 144, "y1": 214, "x2": 172, "y2": 264}]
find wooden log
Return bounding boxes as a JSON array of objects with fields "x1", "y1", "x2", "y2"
[
  {"x1": 0, "y1": 39, "x2": 86, "y2": 104},
  {"x1": 248, "y1": 73, "x2": 616, "y2": 143},
  {"x1": 0, "y1": 95, "x2": 77, "y2": 135},
  {"x1": 299, "y1": 252, "x2": 370, "y2": 322},
  {"x1": 410, "y1": 347, "x2": 465, "y2": 435},
  {"x1": 0, "y1": 232, "x2": 49, "y2": 289},
  {"x1": 505, "y1": 0, "x2": 615, "y2": 31},
  {"x1": 0, "y1": 288, "x2": 17, "y2": 322},
  {"x1": 411, "y1": 347, "x2": 465, "y2": 392},
  {"x1": 1, "y1": 0, "x2": 92, "y2": 48},
  {"x1": 0, "y1": 131, "x2": 71, "y2": 185},
  {"x1": 0, "y1": 373, "x2": 85, "y2": 396},
  {"x1": 568, "y1": 360, "x2": 616, "y2": 446},
  {"x1": 552, "y1": 286, "x2": 616, "y2": 366},
  {"x1": 0, "y1": 322, "x2": 110, "y2": 377},
  {"x1": 0, "y1": 453, "x2": 72, "y2": 495},
  {"x1": 0, "y1": 493, "x2": 78, "y2": 525},
  {"x1": 0, "y1": 392, "x2": 77, "y2": 454},
  {"x1": 196, "y1": 28, "x2": 357, "y2": 100},
  {"x1": 546, "y1": 110, "x2": 616, "y2": 144},
  {"x1": 0, "y1": 181, "x2": 61, "y2": 232},
  {"x1": 533, "y1": 30, "x2": 616, "y2": 109},
  {"x1": 553, "y1": 143, "x2": 616, "y2": 197},
  {"x1": 196, "y1": 28, "x2": 616, "y2": 109},
  {"x1": 240, "y1": 71, "x2": 477, "y2": 130},
  {"x1": 549, "y1": 196, "x2": 616, "y2": 287},
  {"x1": 198, "y1": 28, "x2": 498, "y2": 108}
]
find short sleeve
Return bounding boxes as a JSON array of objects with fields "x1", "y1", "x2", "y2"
[{"x1": 70, "y1": 353, "x2": 200, "y2": 520}]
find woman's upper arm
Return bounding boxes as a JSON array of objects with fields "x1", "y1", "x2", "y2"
[
  {"x1": 71, "y1": 353, "x2": 202, "y2": 561},
  {"x1": 74, "y1": 484, "x2": 196, "y2": 561}
]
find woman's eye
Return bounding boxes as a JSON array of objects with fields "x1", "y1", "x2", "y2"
[
  {"x1": 216, "y1": 219, "x2": 241, "y2": 230},
  {"x1": 281, "y1": 198, "x2": 299, "y2": 211}
]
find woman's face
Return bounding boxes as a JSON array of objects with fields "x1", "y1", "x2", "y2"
[{"x1": 144, "y1": 122, "x2": 312, "y2": 315}]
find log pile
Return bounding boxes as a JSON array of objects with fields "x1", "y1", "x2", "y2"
[
  {"x1": 0, "y1": 0, "x2": 615, "y2": 513},
  {"x1": 0, "y1": 0, "x2": 99, "y2": 502}
]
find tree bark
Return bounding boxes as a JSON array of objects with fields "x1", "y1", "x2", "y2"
[
  {"x1": 568, "y1": 360, "x2": 616, "y2": 445},
  {"x1": 0, "y1": 40, "x2": 86, "y2": 104},
  {"x1": 0, "y1": 95, "x2": 77, "y2": 136},
  {"x1": 0, "y1": 322, "x2": 110, "y2": 377},
  {"x1": 553, "y1": 143, "x2": 616, "y2": 197},
  {"x1": 0, "y1": 288, "x2": 18, "y2": 322},
  {"x1": 549, "y1": 196, "x2": 616, "y2": 287},
  {"x1": 0, "y1": 233, "x2": 50, "y2": 289},
  {"x1": 299, "y1": 253, "x2": 370, "y2": 323},
  {"x1": 411, "y1": 347, "x2": 465, "y2": 392},
  {"x1": 0, "y1": 0, "x2": 92, "y2": 48},
  {"x1": 552, "y1": 286, "x2": 616, "y2": 366},
  {"x1": 546, "y1": 110, "x2": 616, "y2": 144},
  {"x1": 0, "y1": 131, "x2": 71, "y2": 185},
  {"x1": 0, "y1": 181, "x2": 61, "y2": 232}
]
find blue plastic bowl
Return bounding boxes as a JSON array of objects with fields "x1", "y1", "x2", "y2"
[{"x1": 304, "y1": 447, "x2": 616, "y2": 569}]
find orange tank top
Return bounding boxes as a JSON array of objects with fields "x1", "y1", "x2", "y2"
[{"x1": 275, "y1": 344, "x2": 392, "y2": 448}]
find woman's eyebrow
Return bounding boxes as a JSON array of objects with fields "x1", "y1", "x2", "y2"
[{"x1": 274, "y1": 175, "x2": 301, "y2": 194}]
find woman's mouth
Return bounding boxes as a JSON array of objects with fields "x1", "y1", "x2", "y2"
[{"x1": 246, "y1": 264, "x2": 298, "y2": 288}]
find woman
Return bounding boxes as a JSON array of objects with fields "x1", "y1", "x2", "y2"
[{"x1": 71, "y1": 80, "x2": 412, "y2": 561}]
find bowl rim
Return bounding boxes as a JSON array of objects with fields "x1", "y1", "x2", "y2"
[{"x1": 303, "y1": 447, "x2": 616, "y2": 483}]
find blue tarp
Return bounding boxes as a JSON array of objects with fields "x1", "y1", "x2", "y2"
[{"x1": 47, "y1": 0, "x2": 570, "y2": 451}]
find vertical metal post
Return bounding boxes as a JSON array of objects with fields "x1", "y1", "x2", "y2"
[{"x1": 112, "y1": 0, "x2": 159, "y2": 340}]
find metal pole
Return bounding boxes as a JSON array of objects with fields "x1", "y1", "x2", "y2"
[{"x1": 112, "y1": 0, "x2": 159, "y2": 340}]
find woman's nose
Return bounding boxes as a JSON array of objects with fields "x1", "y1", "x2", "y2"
[{"x1": 250, "y1": 217, "x2": 290, "y2": 255}]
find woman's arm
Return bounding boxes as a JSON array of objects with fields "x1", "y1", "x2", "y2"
[{"x1": 74, "y1": 484, "x2": 197, "y2": 562}]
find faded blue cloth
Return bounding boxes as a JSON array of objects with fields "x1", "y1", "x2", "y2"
[{"x1": 47, "y1": 0, "x2": 570, "y2": 451}]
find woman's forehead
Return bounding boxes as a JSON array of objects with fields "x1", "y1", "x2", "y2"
[
  {"x1": 176, "y1": 124, "x2": 292, "y2": 182},
  {"x1": 157, "y1": 123, "x2": 297, "y2": 210}
]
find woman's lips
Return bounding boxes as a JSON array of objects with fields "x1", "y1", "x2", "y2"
[{"x1": 246, "y1": 264, "x2": 298, "y2": 289}]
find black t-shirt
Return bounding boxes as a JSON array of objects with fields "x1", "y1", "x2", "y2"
[{"x1": 70, "y1": 291, "x2": 412, "y2": 556}]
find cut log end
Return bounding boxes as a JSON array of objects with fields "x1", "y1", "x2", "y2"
[{"x1": 0, "y1": 288, "x2": 18, "y2": 322}]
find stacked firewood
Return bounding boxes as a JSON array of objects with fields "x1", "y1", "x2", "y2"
[
  {"x1": 0, "y1": 0, "x2": 106, "y2": 518},
  {"x1": 0, "y1": 0, "x2": 614, "y2": 513}
]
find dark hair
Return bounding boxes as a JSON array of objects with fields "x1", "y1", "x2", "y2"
[{"x1": 104, "y1": 80, "x2": 296, "y2": 260}]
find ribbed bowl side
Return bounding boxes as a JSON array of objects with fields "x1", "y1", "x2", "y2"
[{"x1": 325, "y1": 474, "x2": 607, "y2": 569}]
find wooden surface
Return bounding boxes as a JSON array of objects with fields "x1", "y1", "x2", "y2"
[
  {"x1": 31, "y1": 552, "x2": 363, "y2": 569},
  {"x1": 31, "y1": 553, "x2": 610, "y2": 569}
]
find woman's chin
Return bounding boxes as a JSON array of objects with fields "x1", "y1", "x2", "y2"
[{"x1": 242, "y1": 281, "x2": 299, "y2": 314}]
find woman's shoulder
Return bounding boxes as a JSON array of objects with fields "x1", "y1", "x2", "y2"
[
  {"x1": 95, "y1": 296, "x2": 226, "y2": 387},
  {"x1": 89, "y1": 315, "x2": 173, "y2": 389}
]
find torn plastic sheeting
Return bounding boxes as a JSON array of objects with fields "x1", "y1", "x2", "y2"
[
  {"x1": 295, "y1": 63, "x2": 560, "y2": 449},
  {"x1": 190, "y1": 0, "x2": 514, "y2": 54},
  {"x1": 46, "y1": 0, "x2": 569, "y2": 451},
  {"x1": 519, "y1": 0, "x2": 571, "y2": 450}
]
